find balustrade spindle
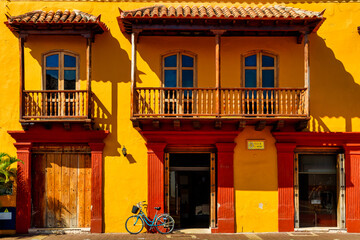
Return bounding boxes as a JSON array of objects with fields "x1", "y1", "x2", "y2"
[
  {"x1": 271, "y1": 90, "x2": 274, "y2": 114},
  {"x1": 280, "y1": 90, "x2": 283, "y2": 114},
  {"x1": 285, "y1": 91, "x2": 288, "y2": 115},
  {"x1": 295, "y1": 90, "x2": 298, "y2": 115},
  {"x1": 257, "y1": 90, "x2": 267, "y2": 114},
  {"x1": 206, "y1": 90, "x2": 214, "y2": 114},
  {"x1": 143, "y1": 90, "x2": 146, "y2": 115},
  {"x1": 205, "y1": 92, "x2": 209, "y2": 114},
  {"x1": 187, "y1": 90, "x2": 190, "y2": 114},
  {"x1": 275, "y1": 90, "x2": 278, "y2": 114},
  {"x1": 290, "y1": 90, "x2": 293, "y2": 114}
]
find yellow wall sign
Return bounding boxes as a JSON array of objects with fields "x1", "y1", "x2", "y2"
[{"x1": 247, "y1": 140, "x2": 265, "y2": 150}]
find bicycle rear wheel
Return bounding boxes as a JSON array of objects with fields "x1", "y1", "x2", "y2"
[
  {"x1": 155, "y1": 214, "x2": 175, "y2": 234},
  {"x1": 125, "y1": 215, "x2": 144, "y2": 234}
]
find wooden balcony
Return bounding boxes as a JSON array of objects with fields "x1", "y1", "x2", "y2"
[
  {"x1": 133, "y1": 87, "x2": 309, "y2": 131},
  {"x1": 134, "y1": 87, "x2": 308, "y2": 118},
  {"x1": 21, "y1": 90, "x2": 91, "y2": 123}
]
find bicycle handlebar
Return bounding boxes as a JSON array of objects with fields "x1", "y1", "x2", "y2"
[{"x1": 136, "y1": 201, "x2": 146, "y2": 208}]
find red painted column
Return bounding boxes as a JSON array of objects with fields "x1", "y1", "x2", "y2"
[
  {"x1": 89, "y1": 142, "x2": 105, "y2": 233},
  {"x1": 146, "y1": 143, "x2": 166, "y2": 219},
  {"x1": 344, "y1": 144, "x2": 360, "y2": 232},
  {"x1": 276, "y1": 143, "x2": 296, "y2": 232},
  {"x1": 215, "y1": 142, "x2": 236, "y2": 233},
  {"x1": 14, "y1": 142, "x2": 32, "y2": 234}
]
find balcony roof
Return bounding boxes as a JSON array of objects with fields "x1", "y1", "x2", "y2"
[
  {"x1": 118, "y1": 5, "x2": 325, "y2": 37},
  {"x1": 5, "y1": 10, "x2": 108, "y2": 36}
]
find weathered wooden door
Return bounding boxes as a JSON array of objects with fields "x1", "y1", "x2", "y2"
[{"x1": 31, "y1": 146, "x2": 91, "y2": 228}]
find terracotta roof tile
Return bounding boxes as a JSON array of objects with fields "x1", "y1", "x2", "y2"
[
  {"x1": 118, "y1": 5, "x2": 326, "y2": 35},
  {"x1": 199, "y1": 6, "x2": 207, "y2": 18},
  {"x1": 120, "y1": 5, "x2": 324, "y2": 20},
  {"x1": 5, "y1": 10, "x2": 108, "y2": 33}
]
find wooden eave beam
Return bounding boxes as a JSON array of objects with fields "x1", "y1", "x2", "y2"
[
  {"x1": 238, "y1": 120, "x2": 246, "y2": 131},
  {"x1": 255, "y1": 120, "x2": 266, "y2": 131},
  {"x1": 131, "y1": 24, "x2": 310, "y2": 33},
  {"x1": 17, "y1": 29, "x2": 100, "y2": 37}
]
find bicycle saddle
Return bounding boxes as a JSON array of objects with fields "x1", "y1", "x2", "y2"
[{"x1": 154, "y1": 207, "x2": 161, "y2": 210}]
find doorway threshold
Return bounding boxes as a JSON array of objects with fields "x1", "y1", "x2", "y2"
[
  {"x1": 174, "y1": 228, "x2": 211, "y2": 234},
  {"x1": 295, "y1": 227, "x2": 346, "y2": 233},
  {"x1": 29, "y1": 228, "x2": 90, "y2": 234}
]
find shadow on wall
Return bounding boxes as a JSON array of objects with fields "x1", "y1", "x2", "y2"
[{"x1": 309, "y1": 34, "x2": 360, "y2": 132}]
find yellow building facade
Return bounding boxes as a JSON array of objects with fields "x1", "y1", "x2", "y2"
[{"x1": 1, "y1": 0, "x2": 360, "y2": 234}]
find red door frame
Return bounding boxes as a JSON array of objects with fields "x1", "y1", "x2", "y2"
[
  {"x1": 141, "y1": 130, "x2": 238, "y2": 233},
  {"x1": 273, "y1": 132, "x2": 360, "y2": 232},
  {"x1": 8, "y1": 124, "x2": 108, "y2": 233}
]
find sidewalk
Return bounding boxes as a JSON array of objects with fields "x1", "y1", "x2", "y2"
[{"x1": 2, "y1": 232, "x2": 360, "y2": 240}]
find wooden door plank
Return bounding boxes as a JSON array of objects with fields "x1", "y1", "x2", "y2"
[
  {"x1": 77, "y1": 154, "x2": 86, "y2": 228},
  {"x1": 54, "y1": 153, "x2": 63, "y2": 227},
  {"x1": 84, "y1": 154, "x2": 92, "y2": 228},
  {"x1": 61, "y1": 153, "x2": 70, "y2": 227},
  {"x1": 69, "y1": 154, "x2": 79, "y2": 228},
  {"x1": 31, "y1": 153, "x2": 47, "y2": 228},
  {"x1": 46, "y1": 153, "x2": 55, "y2": 228}
]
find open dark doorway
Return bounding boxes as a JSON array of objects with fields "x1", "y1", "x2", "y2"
[{"x1": 168, "y1": 153, "x2": 211, "y2": 229}]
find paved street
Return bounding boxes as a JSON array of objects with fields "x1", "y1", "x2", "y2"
[{"x1": 3, "y1": 232, "x2": 360, "y2": 240}]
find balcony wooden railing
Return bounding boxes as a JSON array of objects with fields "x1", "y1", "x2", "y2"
[
  {"x1": 22, "y1": 90, "x2": 90, "y2": 121},
  {"x1": 134, "y1": 87, "x2": 308, "y2": 118}
]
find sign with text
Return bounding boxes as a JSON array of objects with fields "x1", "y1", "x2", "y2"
[{"x1": 247, "y1": 140, "x2": 265, "y2": 150}]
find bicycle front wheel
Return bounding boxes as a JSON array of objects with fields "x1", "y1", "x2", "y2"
[
  {"x1": 155, "y1": 214, "x2": 175, "y2": 234},
  {"x1": 125, "y1": 215, "x2": 144, "y2": 234}
]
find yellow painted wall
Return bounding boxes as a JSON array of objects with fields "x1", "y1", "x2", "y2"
[
  {"x1": 0, "y1": 0, "x2": 360, "y2": 233},
  {"x1": 234, "y1": 127, "x2": 278, "y2": 232}
]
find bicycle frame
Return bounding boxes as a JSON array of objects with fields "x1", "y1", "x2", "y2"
[{"x1": 136, "y1": 208, "x2": 160, "y2": 229}]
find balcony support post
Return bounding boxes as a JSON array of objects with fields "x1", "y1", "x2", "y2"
[
  {"x1": 86, "y1": 36, "x2": 93, "y2": 120},
  {"x1": 212, "y1": 30, "x2": 225, "y2": 117},
  {"x1": 131, "y1": 31, "x2": 140, "y2": 118},
  {"x1": 304, "y1": 33, "x2": 310, "y2": 117},
  {"x1": 19, "y1": 35, "x2": 27, "y2": 121}
]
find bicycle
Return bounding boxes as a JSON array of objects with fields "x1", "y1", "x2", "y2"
[{"x1": 125, "y1": 201, "x2": 175, "y2": 234}]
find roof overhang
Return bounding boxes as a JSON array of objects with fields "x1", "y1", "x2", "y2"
[
  {"x1": 5, "y1": 10, "x2": 108, "y2": 38},
  {"x1": 117, "y1": 5, "x2": 325, "y2": 41}
]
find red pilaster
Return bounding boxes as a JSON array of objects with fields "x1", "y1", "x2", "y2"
[
  {"x1": 215, "y1": 142, "x2": 236, "y2": 233},
  {"x1": 276, "y1": 143, "x2": 296, "y2": 232},
  {"x1": 344, "y1": 144, "x2": 360, "y2": 233},
  {"x1": 146, "y1": 143, "x2": 167, "y2": 219},
  {"x1": 89, "y1": 142, "x2": 105, "y2": 233},
  {"x1": 14, "y1": 142, "x2": 32, "y2": 234}
]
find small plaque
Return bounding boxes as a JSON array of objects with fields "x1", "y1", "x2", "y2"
[{"x1": 247, "y1": 140, "x2": 265, "y2": 150}]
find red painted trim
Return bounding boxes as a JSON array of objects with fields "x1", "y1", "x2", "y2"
[
  {"x1": 142, "y1": 130, "x2": 238, "y2": 233},
  {"x1": 14, "y1": 142, "x2": 32, "y2": 234},
  {"x1": 146, "y1": 143, "x2": 166, "y2": 227},
  {"x1": 344, "y1": 144, "x2": 360, "y2": 233},
  {"x1": 275, "y1": 143, "x2": 296, "y2": 232},
  {"x1": 273, "y1": 132, "x2": 360, "y2": 232},
  {"x1": 8, "y1": 124, "x2": 108, "y2": 233},
  {"x1": 215, "y1": 143, "x2": 236, "y2": 233},
  {"x1": 89, "y1": 143, "x2": 105, "y2": 233},
  {"x1": 141, "y1": 131, "x2": 239, "y2": 145}
]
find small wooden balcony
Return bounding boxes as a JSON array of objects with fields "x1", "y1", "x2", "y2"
[
  {"x1": 134, "y1": 87, "x2": 308, "y2": 118},
  {"x1": 21, "y1": 90, "x2": 91, "y2": 123},
  {"x1": 133, "y1": 87, "x2": 309, "y2": 130}
]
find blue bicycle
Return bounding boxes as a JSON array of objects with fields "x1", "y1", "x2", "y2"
[{"x1": 125, "y1": 201, "x2": 175, "y2": 234}]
